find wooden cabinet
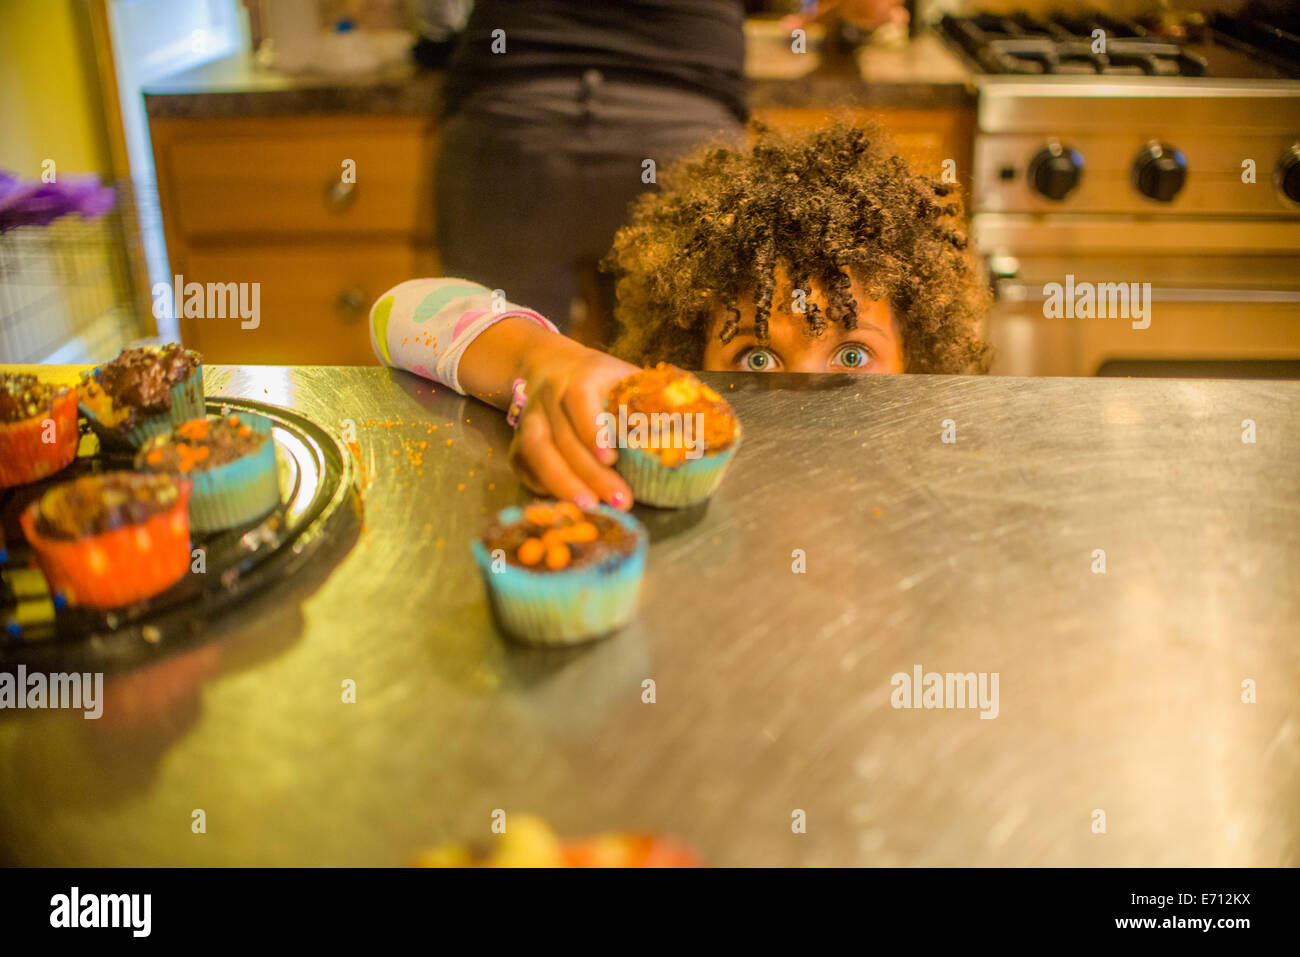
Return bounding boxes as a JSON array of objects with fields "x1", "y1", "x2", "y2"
[
  {"x1": 151, "y1": 105, "x2": 969, "y2": 364},
  {"x1": 749, "y1": 106, "x2": 974, "y2": 210},
  {"x1": 151, "y1": 114, "x2": 438, "y2": 364}
]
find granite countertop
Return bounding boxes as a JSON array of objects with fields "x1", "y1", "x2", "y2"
[{"x1": 143, "y1": 33, "x2": 974, "y2": 120}]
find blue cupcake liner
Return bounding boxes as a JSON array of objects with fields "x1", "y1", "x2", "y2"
[
  {"x1": 136, "y1": 412, "x2": 281, "y2": 533},
  {"x1": 471, "y1": 504, "x2": 648, "y2": 646},
  {"x1": 188, "y1": 415, "x2": 281, "y2": 533},
  {"x1": 615, "y1": 438, "x2": 740, "y2": 508},
  {"x1": 81, "y1": 361, "x2": 205, "y2": 450}
]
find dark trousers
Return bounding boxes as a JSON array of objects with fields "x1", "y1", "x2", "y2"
[{"x1": 435, "y1": 72, "x2": 744, "y2": 334}]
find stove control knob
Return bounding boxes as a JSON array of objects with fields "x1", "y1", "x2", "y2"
[
  {"x1": 1133, "y1": 143, "x2": 1187, "y2": 202},
  {"x1": 1276, "y1": 145, "x2": 1300, "y2": 205},
  {"x1": 1028, "y1": 143, "x2": 1083, "y2": 201}
]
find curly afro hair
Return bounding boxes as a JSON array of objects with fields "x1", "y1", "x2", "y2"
[{"x1": 603, "y1": 121, "x2": 991, "y2": 374}]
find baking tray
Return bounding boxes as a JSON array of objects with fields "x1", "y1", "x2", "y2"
[{"x1": 0, "y1": 397, "x2": 361, "y2": 672}]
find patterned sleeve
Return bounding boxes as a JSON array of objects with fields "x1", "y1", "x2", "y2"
[{"x1": 369, "y1": 278, "x2": 558, "y2": 395}]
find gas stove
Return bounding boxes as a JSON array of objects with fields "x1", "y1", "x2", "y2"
[
  {"x1": 940, "y1": 10, "x2": 1300, "y2": 212},
  {"x1": 940, "y1": 11, "x2": 1300, "y2": 79},
  {"x1": 939, "y1": 11, "x2": 1300, "y2": 376}
]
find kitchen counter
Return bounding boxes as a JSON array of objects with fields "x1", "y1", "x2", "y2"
[
  {"x1": 142, "y1": 34, "x2": 973, "y2": 119},
  {"x1": 1, "y1": 367, "x2": 1296, "y2": 866}
]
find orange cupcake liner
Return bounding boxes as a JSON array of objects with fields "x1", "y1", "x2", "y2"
[
  {"x1": 0, "y1": 389, "x2": 79, "y2": 488},
  {"x1": 19, "y1": 480, "x2": 193, "y2": 609}
]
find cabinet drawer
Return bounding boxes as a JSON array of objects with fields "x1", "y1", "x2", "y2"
[
  {"x1": 154, "y1": 116, "x2": 436, "y2": 240},
  {"x1": 177, "y1": 242, "x2": 433, "y2": 364}
]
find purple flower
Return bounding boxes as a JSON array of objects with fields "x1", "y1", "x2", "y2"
[{"x1": 0, "y1": 170, "x2": 116, "y2": 232}]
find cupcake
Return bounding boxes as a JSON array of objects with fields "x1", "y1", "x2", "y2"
[
  {"x1": 78, "y1": 343, "x2": 204, "y2": 449},
  {"x1": 412, "y1": 814, "x2": 701, "y2": 868},
  {"x1": 471, "y1": 501, "x2": 647, "y2": 646},
  {"x1": 135, "y1": 413, "x2": 280, "y2": 533},
  {"x1": 0, "y1": 372, "x2": 80, "y2": 488},
  {"x1": 19, "y1": 472, "x2": 192, "y2": 609},
  {"x1": 606, "y1": 363, "x2": 741, "y2": 508}
]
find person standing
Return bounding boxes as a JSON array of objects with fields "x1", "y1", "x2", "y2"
[{"x1": 434, "y1": 0, "x2": 749, "y2": 335}]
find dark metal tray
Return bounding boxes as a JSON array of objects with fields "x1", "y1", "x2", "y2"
[{"x1": 0, "y1": 397, "x2": 360, "y2": 672}]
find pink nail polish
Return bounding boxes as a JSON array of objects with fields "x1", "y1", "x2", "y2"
[
  {"x1": 575, "y1": 492, "x2": 597, "y2": 509},
  {"x1": 610, "y1": 491, "x2": 628, "y2": 509}
]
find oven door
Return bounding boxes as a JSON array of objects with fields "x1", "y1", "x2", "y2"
[{"x1": 975, "y1": 217, "x2": 1300, "y2": 376}]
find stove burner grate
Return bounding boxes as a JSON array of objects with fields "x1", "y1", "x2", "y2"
[{"x1": 943, "y1": 12, "x2": 1211, "y2": 76}]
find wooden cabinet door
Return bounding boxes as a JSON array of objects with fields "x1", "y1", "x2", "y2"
[{"x1": 178, "y1": 241, "x2": 433, "y2": 365}]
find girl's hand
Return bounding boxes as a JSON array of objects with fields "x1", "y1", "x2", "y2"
[{"x1": 511, "y1": 335, "x2": 639, "y2": 509}]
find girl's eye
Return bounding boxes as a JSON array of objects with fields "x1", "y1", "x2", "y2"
[
  {"x1": 740, "y1": 348, "x2": 778, "y2": 372},
  {"x1": 832, "y1": 343, "x2": 872, "y2": 369}
]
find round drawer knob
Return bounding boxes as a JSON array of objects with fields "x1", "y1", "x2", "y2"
[
  {"x1": 324, "y1": 179, "x2": 357, "y2": 212},
  {"x1": 337, "y1": 287, "x2": 368, "y2": 319}
]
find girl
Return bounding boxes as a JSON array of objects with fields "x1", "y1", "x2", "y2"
[{"x1": 371, "y1": 123, "x2": 990, "y2": 508}]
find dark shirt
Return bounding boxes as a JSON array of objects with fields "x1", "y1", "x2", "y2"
[{"x1": 442, "y1": 0, "x2": 747, "y2": 121}]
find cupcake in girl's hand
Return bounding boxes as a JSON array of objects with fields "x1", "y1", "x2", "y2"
[
  {"x1": 472, "y1": 500, "x2": 647, "y2": 646},
  {"x1": 19, "y1": 472, "x2": 192, "y2": 609},
  {"x1": 135, "y1": 413, "x2": 280, "y2": 534},
  {"x1": 604, "y1": 363, "x2": 741, "y2": 508},
  {"x1": 0, "y1": 372, "x2": 80, "y2": 488},
  {"x1": 78, "y1": 343, "x2": 203, "y2": 449}
]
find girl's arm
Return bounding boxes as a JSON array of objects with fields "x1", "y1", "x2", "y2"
[{"x1": 370, "y1": 278, "x2": 636, "y2": 509}]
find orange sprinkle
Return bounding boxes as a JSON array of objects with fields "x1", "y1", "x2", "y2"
[
  {"x1": 524, "y1": 503, "x2": 556, "y2": 526},
  {"x1": 176, "y1": 444, "x2": 211, "y2": 473},
  {"x1": 145, "y1": 448, "x2": 164, "y2": 465},
  {"x1": 557, "y1": 521, "x2": 598, "y2": 543},
  {"x1": 457, "y1": 483, "x2": 466, "y2": 491},
  {"x1": 545, "y1": 541, "x2": 571, "y2": 570},
  {"x1": 237, "y1": 425, "x2": 252, "y2": 438},
  {"x1": 554, "y1": 501, "x2": 582, "y2": 522},
  {"x1": 177, "y1": 418, "x2": 212, "y2": 441},
  {"x1": 517, "y1": 537, "x2": 545, "y2": 566}
]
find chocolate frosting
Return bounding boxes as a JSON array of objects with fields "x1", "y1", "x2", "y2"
[
  {"x1": 483, "y1": 509, "x2": 636, "y2": 573},
  {"x1": 89, "y1": 343, "x2": 199, "y2": 415},
  {"x1": 35, "y1": 472, "x2": 183, "y2": 540},
  {"x1": 137, "y1": 414, "x2": 268, "y2": 473}
]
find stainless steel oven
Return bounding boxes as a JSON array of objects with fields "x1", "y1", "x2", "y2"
[{"x1": 942, "y1": 12, "x2": 1300, "y2": 376}]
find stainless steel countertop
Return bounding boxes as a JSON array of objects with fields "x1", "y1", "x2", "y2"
[{"x1": 1, "y1": 367, "x2": 1297, "y2": 866}]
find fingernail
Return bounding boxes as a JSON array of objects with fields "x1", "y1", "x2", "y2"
[
  {"x1": 609, "y1": 490, "x2": 628, "y2": 509},
  {"x1": 575, "y1": 492, "x2": 597, "y2": 510}
]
